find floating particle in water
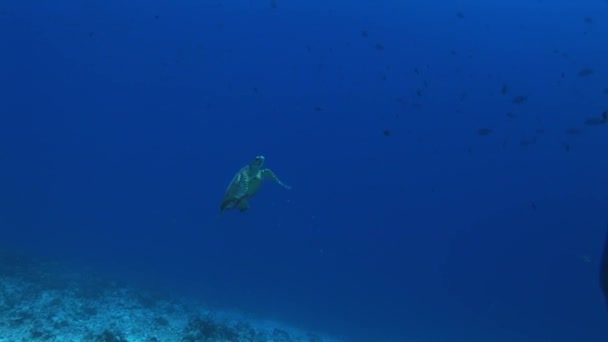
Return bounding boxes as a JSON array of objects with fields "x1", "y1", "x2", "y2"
[
  {"x1": 584, "y1": 17, "x2": 593, "y2": 24},
  {"x1": 512, "y1": 95, "x2": 528, "y2": 104},
  {"x1": 383, "y1": 129, "x2": 392, "y2": 137},
  {"x1": 561, "y1": 72, "x2": 566, "y2": 78},
  {"x1": 478, "y1": 128, "x2": 492, "y2": 136},
  {"x1": 578, "y1": 68, "x2": 594, "y2": 77},
  {"x1": 561, "y1": 141, "x2": 571, "y2": 152},
  {"x1": 579, "y1": 254, "x2": 592, "y2": 263},
  {"x1": 416, "y1": 89, "x2": 423, "y2": 97},
  {"x1": 604, "y1": 88, "x2": 608, "y2": 95},
  {"x1": 566, "y1": 128, "x2": 583, "y2": 135},
  {"x1": 414, "y1": 67, "x2": 420, "y2": 75},
  {"x1": 456, "y1": 11, "x2": 465, "y2": 19},
  {"x1": 270, "y1": 0, "x2": 278, "y2": 8},
  {"x1": 506, "y1": 112, "x2": 516, "y2": 118},
  {"x1": 314, "y1": 105, "x2": 323, "y2": 112},
  {"x1": 520, "y1": 138, "x2": 537, "y2": 146},
  {"x1": 361, "y1": 30, "x2": 369, "y2": 38},
  {"x1": 375, "y1": 43, "x2": 384, "y2": 51},
  {"x1": 501, "y1": 84, "x2": 509, "y2": 95},
  {"x1": 603, "y1": 111, "x2": 608, "y2": 120},
  {"x1": 154, "y1": 15, "x2": 160, "y2": 20},
  {"x1": 536, "y1": 129, "x2": 545, "y2": 134},
  {"x1": 584, "y1": 117, "x2": 606, "y2": 126},
  {"x1": 531, "y1": 202, "x2": 537, "y2": 210}
]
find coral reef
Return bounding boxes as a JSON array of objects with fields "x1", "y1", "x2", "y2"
[{"x1": 0, "y1": 249, "x2": 341, "y2": 342}]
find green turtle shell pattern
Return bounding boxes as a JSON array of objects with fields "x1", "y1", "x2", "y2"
[{"x1": 220, "y1": 155, "x2": 291, "y2": 212}]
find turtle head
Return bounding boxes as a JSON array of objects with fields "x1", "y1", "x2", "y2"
[{"x1": 250, "y1": 155, "x2": 265, "y2": 172}]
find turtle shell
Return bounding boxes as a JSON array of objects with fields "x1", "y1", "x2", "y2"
[
  {"x1": 220, "y1": 168, "x2": 265, "y2": 211},
  {"x1": 220, "y1": 165, "x2": 251, "y2": 211},
  {"x1": 219, "y1": 155, "x2": 273, "y2": 212}
]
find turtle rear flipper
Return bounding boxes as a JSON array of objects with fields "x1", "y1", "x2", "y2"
[
  {"x1": 220, "y1": 198, "x2": 249, "y2": 213},
  {"x1": 220, "y1": 198, "x2": 237, "y2": 212},
  {"x1": 237, "y1": 199, "x2": 250, "y2": 212},
  {"x1": 262, "y1": 169, "x2": 291, "y2": 190}
]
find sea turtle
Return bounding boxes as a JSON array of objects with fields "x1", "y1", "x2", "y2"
[{"x1": 220, "y1": 155, "x2": 291, "y2": 213}]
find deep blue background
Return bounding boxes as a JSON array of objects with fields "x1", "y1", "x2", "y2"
[{"x1": 1, "y1": 1, "x2": 608, "y2": 341}]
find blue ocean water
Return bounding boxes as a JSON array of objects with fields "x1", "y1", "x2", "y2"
[{"x1": 1, "y1": 0, "x2": 607, "y2": 341}]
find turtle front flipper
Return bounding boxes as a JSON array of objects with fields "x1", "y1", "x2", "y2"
[{"x1": 261, "y1": 169, "x2": 291, "y2": 190}]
